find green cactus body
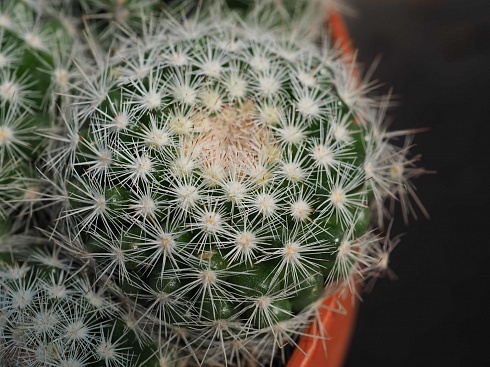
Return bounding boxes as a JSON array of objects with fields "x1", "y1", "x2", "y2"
[
  {"x1": 42, "y1": 5, "x2": 417, "y2": 365},
  {"x1": 0, "y1": 1, "x2": 427, "y2": 366},
  {"x1": 0, "y1": 244, "x2": 162, "y2": 367},
  {"x1": 0, "y1": 1, "x2": 82, "y2": 231}
]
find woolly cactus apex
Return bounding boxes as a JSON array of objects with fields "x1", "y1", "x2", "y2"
[{"x1": 36, "y1": 4, "x2": 428, "y2": 366}]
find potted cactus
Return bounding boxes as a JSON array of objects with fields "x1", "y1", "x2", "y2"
[{"x1": 0, "y1": 1, "x2": 425, "y2": 366}]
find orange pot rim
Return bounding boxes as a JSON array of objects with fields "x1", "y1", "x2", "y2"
[
  {"x1": 327, "y1": 6, "x2": 355, "y2": 60},
  {"x1": 286, "y1": 282, "x2": 360, "y2": 367}
]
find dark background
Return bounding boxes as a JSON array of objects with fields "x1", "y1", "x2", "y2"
[{"x1": 342, "y1": 0, "x2": 490, "y2": 366}]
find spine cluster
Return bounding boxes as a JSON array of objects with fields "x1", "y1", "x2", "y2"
[{"x1": 0, "y1": 1, "x2": 426, "y2": 366}]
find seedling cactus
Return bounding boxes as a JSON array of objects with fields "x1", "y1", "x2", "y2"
[{"x1": 0, "y1": 1, "x2": 426, "y2": 366}]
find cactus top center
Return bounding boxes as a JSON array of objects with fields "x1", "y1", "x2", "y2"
[{"x1": 188, "y1": 102, "x2": 274, "y2": 177}]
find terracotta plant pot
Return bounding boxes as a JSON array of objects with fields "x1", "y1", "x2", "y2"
[
  {"x1": 286, "y1": 8, "x2": 359, "y2": 367},
  {"x1": 286, "y1": 285, "x2": 359, "y2": 367}
]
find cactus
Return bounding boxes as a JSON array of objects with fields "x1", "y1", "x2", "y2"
[
  {"x1": 0, "y1": 1, "x2": 426, "y2": 366},
  {"x1": 0, "y1": 242, "x2": 179, "y2": 367},
  {"x1": 0, "y1": 0, "x2": 85, "y2": 232}
]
